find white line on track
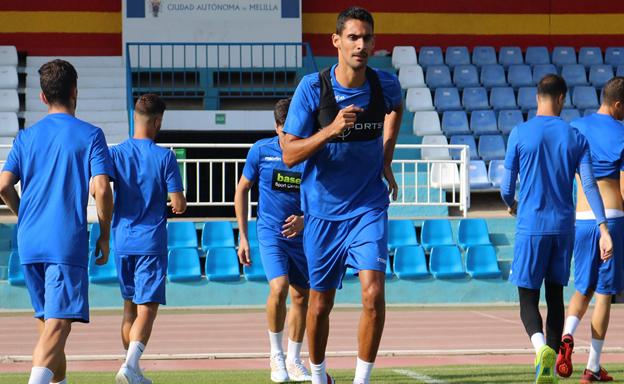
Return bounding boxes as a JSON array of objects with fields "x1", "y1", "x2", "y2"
[
  {"x1": 393, "y1": 369, "x2": 447, "y2": 383},
  {"x1": 470, "y1": 310, "x2": 520, "y2": 326}
]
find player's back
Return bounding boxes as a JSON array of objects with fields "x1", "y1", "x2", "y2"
[{"x1": 571, "y1": 113, "x2": 624, "y2": 180}]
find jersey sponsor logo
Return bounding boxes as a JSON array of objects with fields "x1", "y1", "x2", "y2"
[
  {"x1": 337, "y1": 121, "x2": 384, "y2": 141},
  {"x1": 264, "y1": 156, "x2": 281, "y2": 161},
  {"x1": 377, "y1": 257, "x2": 387, "y2": 264},
  {"x1": 272, "y1": 169, "x2": 302, "y2": 192}
]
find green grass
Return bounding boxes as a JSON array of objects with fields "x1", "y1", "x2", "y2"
[{"x1": 1, "y1": 364, "x2": 623, "y2": 383}]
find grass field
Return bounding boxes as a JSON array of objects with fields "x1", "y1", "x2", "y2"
[{"x1": 1, "y1": 365, "x2": 623, "y2": 384}]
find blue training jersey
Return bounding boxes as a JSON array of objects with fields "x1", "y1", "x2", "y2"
[
  {"x1": 243, "y1": 136, "x2": 305, "y2": 241},
  {"x1": 504, "y1": 116, "x2": 592, "y2": 234},
  {"x1": 3, "y1": 113, "x2": 114, "y2": 267},
  {"x1": 110, "y1": 138, "x2": 184, "y2": 255},
  {"x1": 570, "y1": 113, "x2": 624, "y2": 180},
  {"x1": 283, "y1": 64, "x2": 402, "y2": 220}
]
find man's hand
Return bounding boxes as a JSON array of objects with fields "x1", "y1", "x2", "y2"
[
  {"x1": 599, "y1": 224, "x2": 613, "y2": 261},
  {"x1": 282, "y1": 215, "x2": 304, "y2": 238},
  {"x1": 237, "y1": 237, "x2": 251, "y2": 266},
  {"x1": 326, "y1": 105, "x2": 363, "y2": 139},
  {"x1": 383, "y1": 165, "x2": 398, "y2": 201},
  {"x1": 508, "y1": 201, "x2": 518, "y2": 217},
  {"x1": 94, "y1": 236, "x2": 110, "y2": 265}
]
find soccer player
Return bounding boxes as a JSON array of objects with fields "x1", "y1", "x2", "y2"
[
  {"x1": 110, "y1": 94, "x2": 186, "y2": 384},
  {"x1": 281, "y1": 7, "x2": 402, "y2": 384},
  {"x1": 556, "y1": 77, "x2": 624, "y2": 382},
  {"x1": 234, "y1": 98, "x2": 311, "y2": 383},
  {"x1": 0, "y1": 59, "x2": 114, "y2": 384},
  {"x1": 501, "y1": 74, "x2": 612, "y2": 384}
]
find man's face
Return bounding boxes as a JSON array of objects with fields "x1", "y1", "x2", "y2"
[{"x1": 332, "y1": 19, "x2": 374, "y2": 71}]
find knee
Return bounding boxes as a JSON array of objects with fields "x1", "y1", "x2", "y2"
[
  {"x1": 44, "y1": 319, "x2": 72, "y2": 339},
  {"x1": 309, "y1": 295, "x2": 334, "y2": 318},
  {"x1": 269, "y1": 282, "x2": 289, "y2": 304},
  {"x1": 290, "y1": 289, "x2": 309, "y2": 310},
  {"x1": 362, "y1": 283, "x2": 385, "y2": 314}
]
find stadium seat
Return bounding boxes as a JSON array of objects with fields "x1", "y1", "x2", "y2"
[
  {"x1": 472, "y1": 46, "x2": 497, "y2": 67},
  {"x1": 421, "y1": 219, "x2": 454, "y2": 252},
  {"x1": 441, "y1": 111, "x2": 470, "y2": 136},
  {"x1": 507, "y1": 65, "x2": 533, "y2": 88},
  {"x1": 561, "y1": 64, "x2": 588, "y2": 87},
  {"x1": 605, "y1": 47, "x2": 624, "y2": 67},
  {"x1": 584, "y1": 108, "x2": 597, "y2": 117},
  {"x1": 167, "y1": 222, "x2": 198, "y2": 249},
  {"x1": 418, "y1": 46, "x2": 444, "y2": 69},
  {"x1": 480, "y1": 64, "x2": 506, "y2": 88},
  {"x1": 434, "y1": 87, "x2": 462, "y2": 112},
  {"x1": 579, "y1": 47, "x2": 603, "y2": 67},
  {"x1": 8, "y1": 251, "x2": 24, "y2": 286},
  {"x1": 393, "y1": 245, "x2": 430, "y2": 279},
  {"x1": 0, "y1": 223, "x2": 14, "y2": 251},
  {"x1": 552, "y1": 46, "x2": 577, "y2": 67},
  {"x1": 564, "y1": 92, "x2": 573, "y2": 108},
  {"x1": 0, "y1": 112, "x2": 18, "y2": 137},
  {"x1": 560, "y1": 108, "x2": 581, "y2": 123},
  {"x1": 498, "y1": 109, "x2": 524, "y2": 135},
  {"x1": 421, "y1": 135, "x2": 451, "y2": 160},
  {"x1": 425, "y1": 65, "x2": 453, "y2": 89},
  {"x1": 0, "y1": 66, "x2": 17, "y2": 89},
  {"x1": 398, "y1": 65, "x2": 425, "y2": 89},
  {"x1": 488, "y1": 160, "x2": 506, "y2": 187},
  {"x1": 88, "y1": 249, "x2": 118, "y2": 284},
  {"x1": 343, "y1": 267, "x2": 359, "y2": 281},
  {"x1": 202, "y1": 221, "x2": 235, "y2": 252},
  {"x1": 450, "y1": 135, "x2": 478, "y2": 160},
  {"x1": 470, "y1": 110, "x2": 498, "y2": 136},
  {"x1": 0, "y1": 90, "x2": 19, "y2": 113},
  {"x1": 618, "y1": 65, "x2": 624, "y2": 77},
  {"x1": 0, "y1": 46, "x2": 17, "y2": 66},
  {"x1": 392, "y1": 46, "x2": 418, "y2": 69},
  {"x1": 89, "y1": 223, "x2": 100, "y2": 250},
  {"x1": 406, "y1": 87, "x2": 434, "y2": 112},
  {"x1": 413, "y1": 111, "x2": 442, "y2": 136},
  {"x1": 243, "y1": 247, "x2": 267, "y2": 282},
  {"x1": 478, "y1": 135, "x2": 506, "y2": 161},
  {"x1": 527, "y1": 109, "x2": 537, "y2": 120},
  {"x1": 458, "y1": 219, "x2": 491, "y2": 249},
  {"x1": 168, "y1": 248, "x2": 202, "y2": 282},
  {"x1": 205, "y1": 247, "x2": 240, "y2": 282},
  {"x1": 572, "y1": 86, "x2": 599, "y2": 109},
  {"x1": 388, "y1": 220, "x2": 418, "y2": 251},
  {"x1": 498, "y1": 46, "x2": 523, "y2": 67},
  {"x1": 532, "y1": 64, "x2": 558, "y2": 84},
  {"x1": 430, "y1": 163, "x2": 460, "y2": 190},
  {"x1": 445, "y1": 46, "x2": 470, "y2": 69},
  {"x1": 525, "y1": 46, "x2": 550, "y2": 66},
  {"x1": 489, "y1": 87, "x2": 517, "y2": 110},
  {"x1": 462, "y1": 87, "x2": 489, "y2": 111},
  {"x1": 589, "y1": 65, "x2": 614, "y2": 87},
  {"x1": 517, "y1": 87, "x2": 538, "y2": 111},
  {"x1": 469, "y1": 160, "x2": 492, "y2": 190},
  {"x1": 453, "y1": 65, "x2": 480, "y2": 88},
  {"x1": 466, "y1": 245, "x2": 502, "y2": 279},
  {"x1": 429, "y1": 246, "x2": 466, "y2": 279}
]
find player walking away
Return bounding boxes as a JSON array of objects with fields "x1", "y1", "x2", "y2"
[
  {"x1": 0, "y1": 59, "x2": 114, "y2": 384},
  {"x1": 281, "y1": 7, "x2": 402, "y2": 384},
  {"x1": 556, "y1": 77, "x2": 624, "y2": 383},
  {"x1": 501, "y1": 74, "x2": 613, "y2": 384},
  {"x1": 110, "y1": 94, "x2": 187, "y2": 384},
  {"x1": 235, "y1": 98, "x2": 312, "y2": 383}
]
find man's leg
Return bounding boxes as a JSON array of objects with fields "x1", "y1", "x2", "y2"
[
  {"x1": 287, "y1": 283, "x2": 309, "y2": 356},
  {"x1": 123, "y1": 302, "x2": 159, "y2": 372},
  {"x1": 121, "y1": 300, "x2": 138, "y2": 350},
  {"x1": 544, "y1": 282, "x2": 564, "y2": 352},
  {"x1": 267, "y1": 276, "x2": 290, "y2": 354},
  {"x1": 29, "y1": 319, "x2": 72, "y2": 384},
  {"x1": 586, "y1": 293, "x2": 612, "y2": 373},
  {"x1": 354, "y1": 270, "x2": 385, "y2": 384},
  {"x1": 564, "y1": 290, "x2": 593, "y2": 335},
  {"x1": 307, "y1": 289, "x2": 336, "y2": 384}
]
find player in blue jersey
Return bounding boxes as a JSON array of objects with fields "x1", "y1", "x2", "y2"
[
  {"x1": 0, "y1": 60, "x2": 114, "y2": 384},
  {"x1": 281, "y1": 7, "x2": 402, "y2": 384},
  {"x1": 109, "y1": 94, "x2": 187, "y2": 384},
  {"x1": 501, "y1": 74, "x2": 613, "y2": 384},
  {"x1": 556, "y1": 77, "x2": 624, "y2": 383},
  {"x1": 235, "y1": 98, "x2": 312, "y2": 383}
]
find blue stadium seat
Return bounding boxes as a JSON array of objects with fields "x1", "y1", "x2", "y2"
[
  {"x1": 517, "y1": 87, "x2": 538, "y2": 111},
  {"x1": 527, "y1": 109, "x2": 537, "y2": 120},
  {"x1": 573, "y1": 86, "x2": 599, "y2": 109},
  {"x1": 498, "y1": 109, "x2": 524, "y2": 135},
  {"x1": 469, "y1": 160, "x2": 491, "y2": 190},
  {"x1": 589, "y1": 65, "x2": 614, "y2": 87},
  {"x1": 243, "y1": 247, "x2": 267, "y2": 282},
  {"x1": 425, "y1": 65, "x2": 452, "y2": 89},
  {"x1": 489, "y1": 87, "x2": 517, "y2": 110},
  {"x1": 498, "y1": 46, "x2": 523, "y2": 67},
  {"x1": 561, "y1": 64, "x2": 588, "y2": 86},
  {"x1": 343, "y1": 267, "x2": 358, "y2": 281},
  {"x1": 480, "y1": 65, "x2": 506, "y2": 88},
  {"x1": 445, "y1": 46, "x2": 470, "y2": 69},
  {"x1": 8, "y1": 251, "x2": 24, "y2": 286},
  {"x1": 532, "y1": 64, "x2": 558, "y2": 84},
  {"x1": 205, "y1": 247, "x2": 240, "y2": 282},
  {"x1": 525, "y1": 46, "x2": 550, "y2": 66},
  {"x1": 552, "y1": 46, "x2": 577, "y2": 67},
  {"x1": 560, "y1": 108, "x2": 581, "y2": 123},
  {"x1": 508, "y1": 65, "x2": 533, "y2": 88},
  {"x1": 434, "y1": 87, "x2": 462, "y2": 111},
  {"x1": 470, "y1": 110, "x2": 498, "y2": 136},
  {"x1": 89, "y1": 223, "x2": 100, "y2": 250},
  {"x1": 584, "y1": 108, "x2": 597, "y2": 117},
  {"x1": 418, "y1": 46, "x2": 444, "y2": 69},
  {"x1": 388, "y1": 220, "x2": 418, "y2": 251},
  {"x1": 238, "y1": 221, "x2": 259, "y2": 247},
  {"x1": 442, "y1": 110, "x2": 470, "y2": 136},
  {"x1": 472, "y1": 46, "x2": 497, "y2": 67},
  {"x1": 430, "y1": 246, "x2": 466, "y2": 279},
  {"x1": 421, "y1": 219, "x2": 454, "y2": 252},
  {"x1": 386, "y1": 258, "x2": 394, "y2": 279},
  {"x1": 618, "y1": 65, "x2": 624, "y2": 77},
  {"x1": 453, "y1": 65, "x2": 479, "y2": 88},
  {"x1": 605, "y1": 47, "x2": 624, "y2": 67},
  {"x1": 450, "y1": 135, "x2": 478, "y2": 160},
  {"x1": 458, "y1": 218, "x2": 491, "y2": 249},
  {"x1": 462, "y1": 87, "x2": 489, "y2": 111},
  {"x1": 466, "y1": 245, "x2": 502, "y2": 279},
  {"x1": 488, "y1": 160, "x2": 506, "y2": 188},
  {"x1": 579, "y1": 47, "x2": 603, "y2": 67},
  {"x1": 393, "y1": 245, "x2": 430, "y2": 280},
  {"x1": 478, "y1": 135, "x2": 506, "y2": 161},
  {"x1": 88, "y1": 249, "x2": 118, "y2": 284},
  {"x1": 168, "y1": 248, "x2": 202, "y2": 282},
  {"x1": 0, "y1": 224, "x2": 13, "y2": 251},
  {"x1": 167, "y1": 222, "x2": 198, "y2": 249},
  {"x1": 202, "y1": 221, "x2": 235, "y2": 252}
]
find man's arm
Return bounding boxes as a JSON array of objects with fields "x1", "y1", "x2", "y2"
[
  {"x1": 382, "y1": 104, "x2": 403, "y2": 201},
  {"x1": 234, "y1": 175, "x2": 254, "y2": 265},
  {"x1": 620, "y1": 171, "x2": 624, "y2": 202},
  {"x1": 169, "y1": 192, "x2": 187, "y2": 214},
  {"x1": 500, "y1": 129, "x2": 519, "y2": 212},
  {"x1": 92, "y1": 174, "x2": 113, "y2": 265},
  {"x1": 0, "y1": 171, "x2": 19, "y2": 215}
]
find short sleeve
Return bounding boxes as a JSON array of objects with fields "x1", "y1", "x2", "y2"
[
  {"x1": 165, "y1": 150, "x2": 184, "y2": 193},
  {"x1": 242, "y1": 143, "x2": 260, "y2": 182},
  {"x1": 3, "y1": 133, "x2": 21, "y2": 178},
  {"x1": 504, "y1": 128, "x2": 520, "y2": 172},
  {"x1": 283, "y1": 75, "x2": 318, "y2": 139},
  {"x1": 89, "y1": 129, "x2": 114, "y2": 178},
  {"x1": 377, "y1": 70, "x2": 403, "y2": 112}
]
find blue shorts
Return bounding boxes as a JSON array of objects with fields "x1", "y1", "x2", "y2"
[
  {"x1": 574, "y1": 217, "x2": 624, "y2": 296},
  {"x1": 116, "y1": 254, "x2": 167, "y2": 305},
  {"x1": 304, "y1": 208, "x2": 388, "y2": 291},
  {"x1": 23, "y1": 263, "x2": 89, "y2": 322},
  {"x1": 509, "y1": 233, "x2": 574, "y2": 289},
  {"x1": 258, "y1": 236, "x2": 309, "y2": 289}
]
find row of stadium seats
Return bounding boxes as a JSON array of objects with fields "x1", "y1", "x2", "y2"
[
  {"x1": 0, "y1": 47, "x2": 20, "y2": 161},
  {"x1": 422, "y1": 134, "x2": 506, "y2": 161}
]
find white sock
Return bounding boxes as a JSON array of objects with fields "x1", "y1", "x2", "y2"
[
  {"x1": 310, "y1": 360, "x2": 327, "y2": 384},
  {"x1": 50, "y1": 380, "x2": 68, "y2": 384},
  {"x1": 268, "y1": 330, "x2": 284, "y2": 356},
  {"x1": 587, "y1": 338, "x2": 604, "y2": 373},
  {"x1": 563, "y1": 315, "x2": 580, "y2": 336},
  {"x1": 125, "y1": 341, "x2": 145, "y2": 371},
  {"x1": 28, "y1": 367, "x2": 53, "y2": 384},
  {"x1": 286, "y1": 339, "x2": 303, "y2": 363},
  {"x1": 353, "y1": 357, "x2": 374, "y2": 384},
  {"x1": 531, "y1": 332, "x2": 546, "y2": 353}
]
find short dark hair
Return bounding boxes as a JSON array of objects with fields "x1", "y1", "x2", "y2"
[
  {"x1": 537, "y1": 74, "x2": 567, "y2": 99},
  {"x1": 38, "y1": 59, "x2": 78, "y2": 108},
  {"x1": 135, "y1": 94, "x2": 166, "y2": 118},
  {"x1": 336, "y1": 7, "x2": 374, "y2": 35},
  {"x1": 274, "y1": 98, "x2": 291, "y2": 126},
  {"x1": 602, "y1": 77, "x2": 624, "y2": 105}
]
